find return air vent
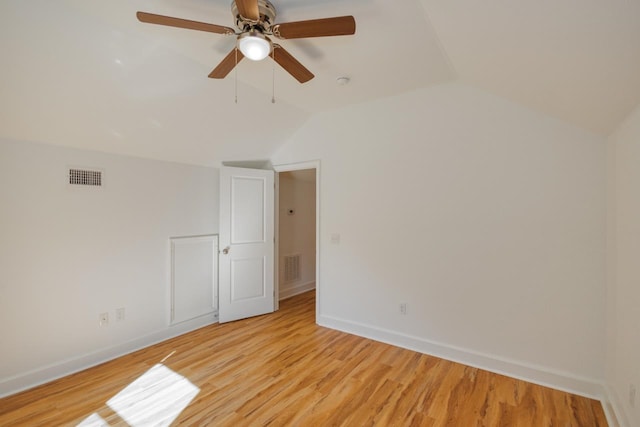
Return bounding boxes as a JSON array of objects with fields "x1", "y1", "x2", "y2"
[
  {"x1": 69, "y1": 168, "x2": 102, "y2": 186},
  {"x1": 284, "y1": 254, "x2": 300, "y2": 283}
]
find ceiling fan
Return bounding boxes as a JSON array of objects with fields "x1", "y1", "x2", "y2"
[{"x1": 137, "y1": 0, "x2": 356, "y2": 83}]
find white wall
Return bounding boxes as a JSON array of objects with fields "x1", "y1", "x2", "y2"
[
  {"x1": 606, "y1": 103, "x2": 640, "y2": 427},
  {"x1": 278, "y1": 170, "x2": 316, "y2": 299},
  {"x1": 272, "y1": 83, "x2": 607, "y2": 396},
  {"x1": 0, "y1": 138, "x2": 218, "y2": 396}
]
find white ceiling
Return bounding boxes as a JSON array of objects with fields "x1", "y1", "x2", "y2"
[
  {"x1": 1, "y1": 0, "x2": 638, "y2": 166},
  {"x1": 421, "y1": 0, "x2": 640, "y2": 136}
]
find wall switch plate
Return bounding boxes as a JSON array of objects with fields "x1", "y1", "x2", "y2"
[
  {"x1": 99, "y1": 312, "x2": 109, "y2": 327},
  {"x1": 116, "y1": 307, "x2": 125, "y2": 321},
  {"x1": 400, "y1": 303, "x2": 408, "y2": 315}
]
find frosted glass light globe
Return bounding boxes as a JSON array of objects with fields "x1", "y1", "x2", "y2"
[{"x1": 238, "y1": 33, "x2": 272, "y2": 61}]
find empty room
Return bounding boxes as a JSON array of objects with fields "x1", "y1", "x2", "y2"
[{"x1": 1, "y1": 1, "x2": 639, "y2": 426}]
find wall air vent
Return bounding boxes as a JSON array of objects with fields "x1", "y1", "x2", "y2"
[
  {"x1": 284, "y1": 254, "x2": 300, "y2": 283},
  {"x1": 69, "y1": 168, "x2": 102, "y2": 186}
]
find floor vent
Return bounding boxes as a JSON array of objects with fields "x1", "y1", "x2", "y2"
[
  {"x1": 284, "y1": 255, "x2": 300, "y2": 283},
  {"x1": 69, "y1": 168, "x2": 102, "y2": 186}
]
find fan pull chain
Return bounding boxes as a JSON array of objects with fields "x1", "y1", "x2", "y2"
[
  {"x1": 234, "y1": 47, "x2": 238, "y2": 104},
  {"x1": 271, "y1": 49, "x2": 276, "y2": 104}
]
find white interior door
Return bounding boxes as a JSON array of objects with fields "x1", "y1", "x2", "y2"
[{"x1": 219, "y1": 166, "x2": 274, "y2": 323}]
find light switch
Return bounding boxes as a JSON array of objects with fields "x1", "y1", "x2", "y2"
[{"x1": 330, "y1": 233, "x2": 340, "y2": 244}]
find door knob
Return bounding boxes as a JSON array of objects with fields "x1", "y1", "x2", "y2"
[{"x1": 222, "y1": 246, "x2": 230, "y2": 255}]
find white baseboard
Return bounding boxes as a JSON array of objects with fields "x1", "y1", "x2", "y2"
[
  {"x1": 279, "y1": 281, "x2": 315, "y2": 301},
  {"x1": 603, "y1": 384, "x2": 631, "y2": 427},
  {"x1": 0, "y1": 312, "x2": 218, "y2": 398},
  {"x1": 318, "y1": 313, "x2": 606, "y2": 400}
]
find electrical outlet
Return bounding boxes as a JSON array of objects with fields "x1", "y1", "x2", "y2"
[
  {"x1": 630, "y1": 384, "x2": 636, "y2": 408},
  {"x1": 400, "y1": 303, "x2": 408, "y2": 315},
  {"x1": 99, "y1": 312, "x2": 109, "y2": 327},
  {"x1": 116, "y1": 307, "x2": 125, "y2": 321}
]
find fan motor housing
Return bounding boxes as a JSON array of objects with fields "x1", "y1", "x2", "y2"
[{"x1": 231, "y1": 0, "x2": 277, "y2": 32}]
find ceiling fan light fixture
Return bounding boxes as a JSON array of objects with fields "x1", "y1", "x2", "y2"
[{"x1": 238, "y1": 31, "x2": 272, "y2": 61}]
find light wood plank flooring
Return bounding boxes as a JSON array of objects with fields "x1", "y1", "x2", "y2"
[{"x1": 0, "y1": 291, "x2": 607, "y2": 426}]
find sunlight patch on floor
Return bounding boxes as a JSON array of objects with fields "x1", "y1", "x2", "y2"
[
  {"x1": 77, "y1": 363, "x2": 199, "y2": 426},
  {"x1": 106, "y1": 364, "x2": 199, "y2": 426}
]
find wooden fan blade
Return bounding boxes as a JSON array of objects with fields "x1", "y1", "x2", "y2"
[
  {"x1": 273, "y1": 16, "x2": 356, "y2": 39},
  {"x1": 137, "y1": 12, "x2": 235, "y2": 35},
  {"x1": 234, "y1": 0, "x2": 260, "y2": 21},
  {"x1": 271, "y1": 45, "x2": 314, "y2": 83},
  {"x1": 209, "y1": 48, "x2": 245, "y2": 79}
]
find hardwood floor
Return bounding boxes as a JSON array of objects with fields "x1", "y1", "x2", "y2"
[{"x1": 0, "y1": 291, "x2": 607, "y2": 426}]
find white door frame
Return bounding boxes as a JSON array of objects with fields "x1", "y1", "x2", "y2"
[{"x1": 273, "y1": 161, "x2": 321, "y2": 319}]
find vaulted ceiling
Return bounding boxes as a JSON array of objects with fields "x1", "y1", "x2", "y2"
[{"x1": 1, "y1": 0, "x2": 638, "y2": 166}]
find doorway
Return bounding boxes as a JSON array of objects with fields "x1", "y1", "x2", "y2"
[{"x1": 274, "y1": 162, "x2": 319, "y2": 317}]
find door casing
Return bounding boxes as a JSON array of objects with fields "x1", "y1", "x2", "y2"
[{"x1": 273, "y1": 161, "x2": 321, "y2": 318}]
